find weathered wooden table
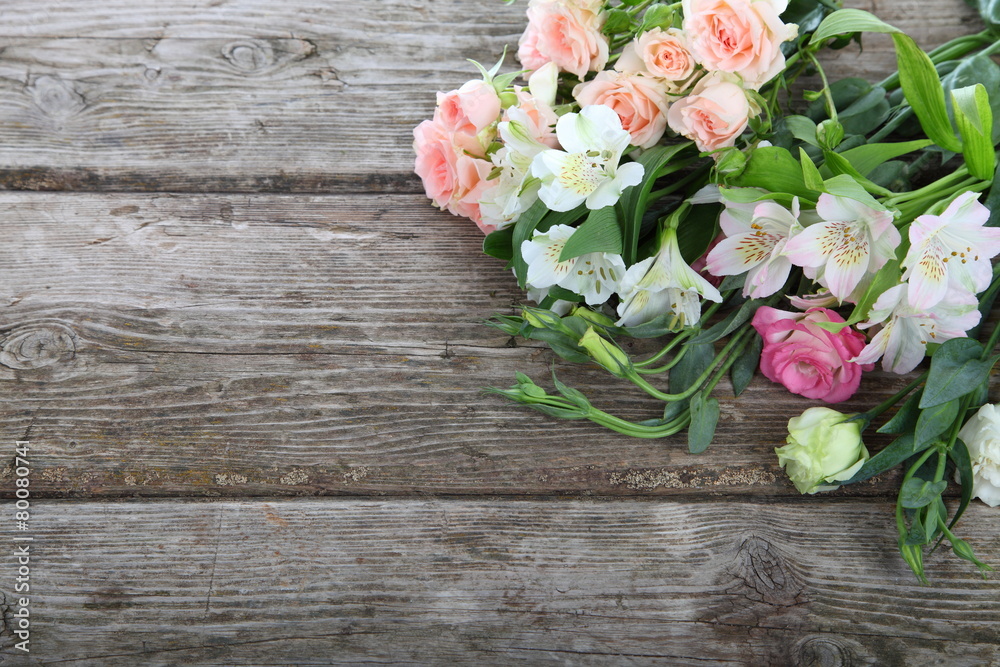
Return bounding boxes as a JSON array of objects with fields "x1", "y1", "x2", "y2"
[{"x1": 1, "y1": 1, "x2": 998, "y2": 664}]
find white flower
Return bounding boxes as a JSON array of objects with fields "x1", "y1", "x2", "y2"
[
  {"x1": 783, "y1": 192, "x2": 900, "y2": 301},
  {"x1": 521, "y1": 224, "x2": 625, "y2": 305},
  {"x1": 706, "y1": 195, "x2": 805, "y2": 298},
  {"x1": 479, "y1": 107, "x2": 551, "y2": 229},
  {"x1": 902, "y1": 191, "x2": 1000, "y2": 309},
  {"x1": 531, "y1": 105, "x2": 644, "y2": 212},
  {"x1": 616, "y1": 227, "x2": 723, "y2": 327},
  {"x1": 957, "y1": 404, "x2": 1000, "y2": 507},
  {"x1": 850, "y1": 284, "x2": 981, "y2": 374}
]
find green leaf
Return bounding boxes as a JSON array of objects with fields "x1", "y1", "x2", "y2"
[
  {"x1": 914, "y1": 398, "x2": 960, "y2": 449},
  {"x1": 822, "y1": 151, "x2": 893, "y2": 197},
  {"x1": 730, "y1": 333, "x2": 762, "y2": 397},
  {"x1": 688, "y1": 393, "x2": 720, "y2": 454},
  {"x1": 559, "y1": 206, "x2": 623, "y2": 261},
  {"x1": 981, "y1": 0, "x2": 1000, "y2": 26},
  {"x1": 785, "y1": 115, "x2": 819, "y2": 146},
  {"x1": 836, "y1": 87, "x2": 891, "y2": 136},
  {"x1": 675, "y1": 203, "x2": 721, "y2": 264},
  {"x1": 900, "y1": 477, "x2": 948, "y2": 508},
  {"x1": 836, "y1": 139, "x2": 933, "y2": 176},
  {"x1": 483, "y1": 226, "x2": 515, "y2": 261},
  {"x1": 822, "y1": 174, "x2": 888, "y2": 210},
  {"x1": 602, "y1": 8, "x2": 632, "y2": 35},
  {"x1": 844, "y1": 434, "x2": 934, "y2": 484},
  {"x1": 834, "y1": 260, "x2": 901, "y2": 328},
  {"x1": 952, "y1": 83, "x2": 996, "y2": 180},
  {"x1": 618, "y1": 142, "x2": 694, "y2": 264},
  {"x1": 986, "y1": 161, "x2": 1000, "y2": 228},
  {"x1": 891, "y1": 33, "x2": 963, "y2": 153},
  {"x1": 943, "y1": 54, "x2": 1000, "y2": 146},
  {"x1": 669, "y1": 342, "x2": 715, "y2": 394},
  {"x1": 727, "y1": 146, "x2": 813, "y2": 199},
  {"x1": 949, "y1": 438, "x2": 975, "y2": 530},
  {"x1": 877, "y1": 388, "x2": 923, "y2": 434},
  {"x1": 920, "y1": 337, "x2": 991, "y2": 409},
  {"x1": 690, "y1": 298, "x2": 764, "y2": 345},
  {"x1": 551, "y1": 371, "x2": 591, "y2": 409},
  {"x1": 799, "y1": 147, "x2": 825, "y2": 192},
  {"x1": 810, "y1": 8, "x2": 901, "y2": 44}
]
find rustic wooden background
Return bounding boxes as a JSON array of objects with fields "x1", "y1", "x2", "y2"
[{"x1": 1, "y1": 1, "x2": 999, "y2": 665}]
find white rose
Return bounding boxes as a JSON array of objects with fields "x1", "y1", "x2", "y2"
[{"x1": 957, "y1": 404, "x2": 1000, "y2": 507}]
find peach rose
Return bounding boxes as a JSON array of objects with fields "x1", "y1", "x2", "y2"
[
  {"x1": 435, "y1": 79, "x2": 502, "y2": 136},
  {"x1": 666, "y1": 72, "x2": 751, "y2": 151},
  {"x1": 413, "y1": 119, "x2": 494, "y2": 231},
  {"x1": 573, "y1": 71, "x2": 670, "y2": 148},
  {"x1": 682, "y1": 0, "x2": 797, "y2": 90},
  {"x1": 450, "y1": 155, "x2": 495, "y2": 233},
  {"x1": 518, "y1": 0, "x2": 609, "y2": 79},
  {"x1": 616, "y1": 28, "x2": 697, "y2": 91}
]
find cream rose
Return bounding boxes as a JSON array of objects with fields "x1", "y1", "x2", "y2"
[
  {"x1": 777, "y1": 407, "x2": 869, "y2": 494},
  {"x1": 682, "y1": 0, "x2": 798, "y2": 90},
  {"x1": 616, "y1": 28, "x2": 697, "y2": 91},
  {"x1": 518, "y1": 0, "x2": 609, "y2": 79},
  {"x1": 573, "y1": 71, "x2": 670, "y2": 149},
  {"x1": 957, "y1": 404, "x2": 1000, "y2": 507},
  {"x1": 666, "y1": 72, "x2": 751, "y2": 151}
]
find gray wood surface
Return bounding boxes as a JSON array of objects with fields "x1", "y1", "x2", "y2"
[
  {"x1": 2, "y1": 499, "x2": 1000, "y2": 666},
  {"x1": 0, "y1": 0, "x2": 996, "y2": 664}
]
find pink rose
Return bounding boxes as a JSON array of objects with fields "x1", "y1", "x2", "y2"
[
  {"x1": 616, "y1": 28, "x2": 696, "y2": 90},
  {"x1": 573, "y1": 71, "x2": 670, "y2": 148},
  {"x1": 518, "y1": 0, "x2": 609, "y2": 79},
  {"x1": 435, "y1": 79, "x2": 502, "y2": 136},
  {"x1": 667, "y1": 72, "x2": 750, "y2": 151},
  {"x1": 413, "y1": 119, "x2": 494, "y2": 232},
  {"x1": 682, "y1": 0, "x2": 797, "y2": 90},
  {"x1": 751, "y1": 307, "x2": 873, "y2": 404},
  {"x1": 450, "y1": 155, "x2": 495, "y2": 234}
]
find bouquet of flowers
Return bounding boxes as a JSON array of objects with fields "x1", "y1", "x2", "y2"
[{"x1": 414, "y1": 0, "x2": 1000, "y2": 582}]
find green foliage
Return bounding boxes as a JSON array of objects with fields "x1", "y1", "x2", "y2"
[
  {"x1": 892, "y1": 33, "x2": 963, "y2": 152},
  {"x1": 920, "y1": 338, "x2": 995, "y2": 409},
  {"x1": 688, "y1": 393, "x2": 720, "y2": 454},
  {"x1": 559, "y1": 206, "x2": 623, "y2": 261}
]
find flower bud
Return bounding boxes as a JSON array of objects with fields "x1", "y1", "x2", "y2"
[
  {"x1": 521, "y1": 306, "x2": 571, "y2": 334},
  {"x1": 816, "y1": 119, "x2": 844, "y2": 150},
  {"x1": 714, "y1": 147, "x2": 747, "y2": 176},
  {"x1": 776, "y1": 407, "x2": 869, "y2": 494},
  {"x1": 578, "y1": 327, "x2": 632, "y2": 378},
  {"x1": 571, "y1": 306, "x2": 615, "y2": 328}
]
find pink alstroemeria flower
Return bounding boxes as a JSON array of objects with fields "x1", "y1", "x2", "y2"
[
  {"x1": 783, "y1": 193, "x2": 900, "y2": 301},
  {"x1": 902, "y1": 191, "x2": 1000, "y2": 309}
]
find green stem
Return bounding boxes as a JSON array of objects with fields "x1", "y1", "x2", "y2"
[
  {"x1": 883, "y1": 166, "x2": 970, "y2": 206},
  {"x1": 635, "y1": 345, "x2": 689, "y2": 374},
  {"x1": 628, "y1": 327, "x2": 748, "y2": 401},
  {"x1": 804, "y1": 51, "x2": 838, "y2": 122},
  {"x1": 700, "y1": 327, "x2": 754, "y2": 395}
]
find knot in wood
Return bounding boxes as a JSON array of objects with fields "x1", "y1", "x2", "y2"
[
  {"x1": 27, "y1": 75, "x2": 87, "y2": 119},
  {"x1": 795, "y1": 636, "x2": 863, "y2": 667},
  {"x1": 731, "y1": 536, "x2": 801, "y2": 606},
  {"x1": 222, "y1": 40, "x2": 275, "y2": 72},
  {"x1": 0, "y1": 323, "x2": 76, "y2": 370}
]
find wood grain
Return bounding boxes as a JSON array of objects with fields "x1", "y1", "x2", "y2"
[
  {"x1": 0, "y1": 498, "x2": 997, "y2": 665},
  {"x1": 0, "y1": 0, "x2": 982, "y2": 193},
  {"x1": 0, "y1": 192, "x2": 932, "y2": 498}
]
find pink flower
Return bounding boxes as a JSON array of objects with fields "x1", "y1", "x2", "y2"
[
  {"x1": 435, "y1": 79, "x2": 502, "y2": 136},
  {"x1": 682, "y1": 0, "x2": 797, "y2": 90},
  {"x1": 413, "y1": 118, "x2": 494, "y2": 232},
  {"x1": 573, "y1": 71, "x2": 670, "y2": 148},
  {"x1": 616, "y1": 28, "x2": 697, "y2": 90},
  {"x1": 666, "y1": 72, "x2": 751, "y2": 151},
  {"x1": 751, "y1": 307, "x2": 873, "y2": 404},
  {"x1": 518, "y1": 0, "x2": 609, "y2": 79}
]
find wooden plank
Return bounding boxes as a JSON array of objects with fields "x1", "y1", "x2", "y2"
[
  {"x1": 0, "y1": 498, "x2": 997, "y2": 665},
  {"x1": 0, "y1": 192, "x2": 926, "y2": 498},
  {"x1": 0, "y1": 0, "x2": 981, "y2": 193}
]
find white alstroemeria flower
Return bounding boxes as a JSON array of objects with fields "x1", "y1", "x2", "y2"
[
  {"x1": 902, "y1": 191, "x2": 1000, "y2": 309},
  {"x1": 521, "y1": 224, "x2": 626, "y2": 305},
  {"x1": 616, "y1": 227, "x2": 723, "y2": 327},
  {"x1": 706, "y1": 196, "x2": 805, "y2": 298},
  {"x1": 851, "y1": 284, "x2": 981, "y2": 374},
  {"x1": 480, "y1": 107, "x2": 554, "y2": 229},
  {"x1": 783, "y1": 193, "x2": 900, "y2": 301},
  {"x1": 532, "y1": 105, "x2": 644, "y2": 212}
]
